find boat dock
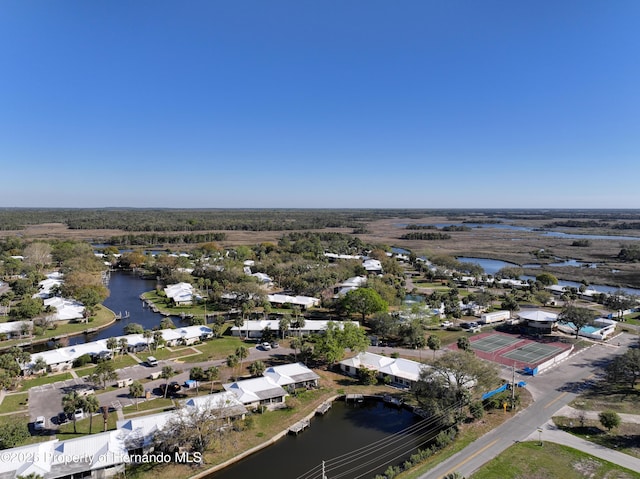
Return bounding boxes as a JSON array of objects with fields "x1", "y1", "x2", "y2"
[
  {"x1": 316, "y1": 401, "x2": 332, "y2": 415},
  {"x1": 346, "y1": 394, "x2": 364, "y2": 404},
  {"x1": 289, "y1": 419, "x2": 310, "y2": 435}
]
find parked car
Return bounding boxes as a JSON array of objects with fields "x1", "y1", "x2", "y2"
[
  {"x1": 57, "y1": 412, "x2": 68, "y2": 424},
  {"x1": 159, "y1": 381, "x2": 181, "y2": 395},
  {"x1": 77, "y1": 386, "x2": 95, "y2": 397},
  {"x1": 270, "y1": 341, "x2": 279, "y2": 349},
  {"x1": 460, "y1": 322, "x2": 471, "y2": 329},
  {"x1": 34, "y1": 416, "x2": 46, "y2": 430},
  {"x1": 261, "y1": 342, "x2": 272, "y2": 351},
  {"x1": 74, "y1": 409, "x2": 84, "y2": 420},
  {"x1": 441, "y1": 321, "x2": 453, "y2": 328},
  {"x1": 146, "y1": 356, "x2": 158, "y2": 367}
]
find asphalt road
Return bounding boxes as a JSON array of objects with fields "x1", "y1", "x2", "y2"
[
  {"x1": 418, "y1": 332, "x2": 638, "y2": 479},
  {"x1": 28, "y1": 343, "x2": 293, "y2": 430}
]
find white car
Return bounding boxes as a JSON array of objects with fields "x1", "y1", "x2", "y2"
[
  {"x1": 261, "y1": 342, "x2": 272, "y2": 351},
  {"x1": 34, "y1": 416, "x2": 46, "y2": 430},
  {"x1": 74, "y1": 409, "x2": 84, "y2": 420},
  {"x1": 441, "y1": 321, "x2": 453, "y2": 328}
]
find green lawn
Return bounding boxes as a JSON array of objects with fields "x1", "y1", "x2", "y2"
[
  {"x1": 122, "y1": 397, "x2": 176, "y2": 415},
  {"x1": 0, "y1": 305, "x2": 116, "y2": 350},
  {"x1": 78, "y1": 354, "x2": 140, "y2": 377},
  {"x1": 147, "y1": 346, "x2": 200, "y2": 360},
  {"x1": 553, "y1": 416, "x2": 640, "y2": 459},
  {"x1": 19, "y1": 372, "x2": 74, "y2": 391},
  {"x1": 0, "y1": 392, "x2": 29, "y2": 414},
  {"x1": 470, "y1": 441, "x2": 640, "y2": 479},
  {"x1": 179, "y1": 336, "x2": 245, "y2": 363},
  {"x1": 57, "y1": 412, "x2": 119, "y2": 438}
]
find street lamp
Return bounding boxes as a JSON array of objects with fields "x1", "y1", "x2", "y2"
[{"x1": 537, "y1": 427, "x2": 543, "y2": 446}]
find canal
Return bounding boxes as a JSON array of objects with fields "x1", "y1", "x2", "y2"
[{"x1": 208, "y1": 399, "x2": 431, "y2": 479}]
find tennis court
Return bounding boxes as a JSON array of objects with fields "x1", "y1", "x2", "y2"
[
  {"x1": 468, "y1": 334, "x2": 522, "y2": 353},
  {"x1": 501, "y1": 342, "x2": 563, "y2": 364},
  {"x1": 467, "y1": 331, "x2": 573, "y2": 373}
]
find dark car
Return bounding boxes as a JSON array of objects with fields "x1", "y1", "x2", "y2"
[
  {"x1": 57, "y1": 412, "x2": 69, "y2": 424},
  {"x1": 460, "y1": 322, "x2": 471, "y2": 329},
  {"x1": 160, "y1": 381, "x2": 182, "y2": 395}
]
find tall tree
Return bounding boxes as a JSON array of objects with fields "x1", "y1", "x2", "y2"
[
  {"x1": 341, "y1": 288, "x2": 388, "y2": 322},
  {"x1": 161, "y1": 366, "x2": 175, "y2": 398},
  {"x1": 249, "y1": 360, "x2": 266, "y2": 377},
  {"x1": 205, "y1": 366, "x2": 219, "y2": 394},
  {"x1": 129, "y1": 381, "x2": 144, "y2": 410},
  {"x1": 91, "y1": 360, "x2": 118, "y2": 389},
  {"x1": 62, "y1": 391, "x2": 84, "y2": 434},
  {"x1": 559, "y1": 305, "x2": 597, "y2": 338},
  {"x1": 143, "y1": 329, "x2": 153, "y2": 351},
  {"x1": 84, "y1": 394, "x2": 100, "y2": 434},
  {"x1": 427, "y1": 335, "x2": 441, "y2": 359}
]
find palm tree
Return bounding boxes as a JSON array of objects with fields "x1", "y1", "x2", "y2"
[
  {"x1": 152, "y1": 330, "x2": 164, "y2": 352},
  {"x1": 190, "y1": 367, "x2": 204, "y2": 394},
  {"x1": 143, "y1": 329, "x2": 153, "y2": 351},
  {"x1": 226, "y1": 354, "x2": 239, "y2": 380},
  {"x1": 235, "y1": 346, "x2": 248, "y2": 376},
  {"x1": 161, "y1": 366, "x2": 175, "y2": 398},
  {"x1": 106, "y1": 337, "x2": 117, "y2": 358},
  {"x1": 129, "y1": 381, "x2": 144, "y2": 410},
  {"x1": 117, "y1": 337, "x2": 128, "y2": 356},
  {"x1": 32, "y1": 356, "x2": 47, "y2": 376},
  {"x1": 249, "y1": 360, "x2": 266, "y2": 377},
  {"x1": 279, "y1": 314, "x2": 291, "y2": 340},
  {"x1": 84, "y1": 395, "x2": 100, "y2": 434},
  {"x1": 62, "y1": 391, "x2": 83, "y2": 434},
  {"x1": 205, "y1": 366, "x2": 219, "y2": 394}
]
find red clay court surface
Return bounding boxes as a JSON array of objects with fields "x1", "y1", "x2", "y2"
[{"x1": 462, "y1": 332, "x2": 573, "y2": 370}]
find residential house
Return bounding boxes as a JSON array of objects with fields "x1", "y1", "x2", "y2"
[
  {"x1": 339, "y1": 352, "x2": 424, "y2": 389},
  {"x1": 263, "y1": 363, "x2": 320, "y2": 391},
  {"x1": 223, "y1": 377, "x2": 288, "y2": 411}
]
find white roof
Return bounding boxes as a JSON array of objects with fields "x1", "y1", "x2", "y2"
[
  {"x1": 0, "y1": 439, "x2": 56, "y2": 477},
  {"x1": 28, "y1": 325, "x2": 213, "y2": 368},
  {"x1": 43, "y1": 296, "x2": 85, "y2": 321},
  {"x1": 362, "y1": 259, "x2": 383, "y2": 271},
  {"x1": 0, "y1": 320, "x2": 30, "y2": 334},
  {"x1": 340, "y1": 352, "x2": 424, "y2": 383},
  {"x1": 52, "y1": 430, "x2": 128, "y2": 470},
  {"x1": 117, "y1": 411, "x2": 174, "y2": 449},
  {"x1": 263, "y1": 363, "x2": 320, "y2": 386},
  {"x1": 223, "y1": 377, "x2": 288, "y2": 404},
  {"x1": 230, "y1": 319, "x2": 359, "y2": 334},
  {"x1": 324, "y1": 253, "x2": 363, "y2": 260},
  {"x1": 267, "y1": 294, "x2": 320, "y2": 307},
  {"x1": 164, "y1": 282, "x2": 194, "y2": 302},
  {"x1": 518, "y1": 309, "x2": 559, "y2": 322},
  {"x1": 252, "y1": 272, "x2": 273, "y2": 283},
  {"x1": 340, "y1": 276, "x2": 367, "y2": 288}
]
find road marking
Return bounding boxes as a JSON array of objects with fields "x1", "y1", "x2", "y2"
[
  {"x1": 545, "y1": 392, "x2": 567, "y2": 409},
  {"x1": 441, "y1": 438, "x2": 499, "y2": 478}
]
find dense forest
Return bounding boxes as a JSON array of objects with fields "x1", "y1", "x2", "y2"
[{"x1": 1, "y1": 208, "x2": 640, "y2": 232}]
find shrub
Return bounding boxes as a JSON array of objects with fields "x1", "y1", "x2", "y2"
[{"x1": 73, "y1": 354, "x2": 92, "y2": 367}]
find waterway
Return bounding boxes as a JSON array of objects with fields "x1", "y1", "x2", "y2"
[
  {"x1": 66, "y1": 271, "x2": 190, "y2": 346},
  {"x1": 208, "y1": 399, "x2": 428, "y2": 479},
  {"x1": 457, "y1": 257, "x2": 640, "y2": 296}
]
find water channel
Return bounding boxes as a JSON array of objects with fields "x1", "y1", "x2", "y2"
[
  {"x1": 208, "y1": 399, "x2": 428, "y2": 479},
  {"x1": 457, "y1": 257, "x2": 640, "y2": 296},
  {"x1": 71, "y1": 272, "x2": 429, "y2": 479}
]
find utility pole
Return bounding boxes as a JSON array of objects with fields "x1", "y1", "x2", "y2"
[
  {"x1": 511, "y1": 363, "x2": 516, "y2": 409},
  {"x1": 322, "y1": 460, "x2": 327, "y2": 479}
]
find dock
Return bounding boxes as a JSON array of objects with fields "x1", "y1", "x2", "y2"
[
  {"x1": 346, "y1": 394, "x2": 364, "y2": 404},
  {"x1": 316, "y1": 401, "x2": 332, "y2": 415},
  {"x1": 289, "y1": 419, "x2": 310, "y2": 435}
]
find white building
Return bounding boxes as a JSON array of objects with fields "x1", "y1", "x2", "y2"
[
  {"x1": 230, "y1": 319, "x2": 359, "y2": 339},
  {"x1": 164, "y1": 282, "x2": 196, "y2": 306},
  {"x1": 263, "y1": 363, "x2": 320, "y2": 390},
  {"x1": 223, "y1": 376, "x2": 288, "y2": 410},
  {"x1": 339, "y1": 352, "x2": 424, "y2": 389},
  {"x1": 267, "y1": 293, "x2": 320, "y2": 309}
]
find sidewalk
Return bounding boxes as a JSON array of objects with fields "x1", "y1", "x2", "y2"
[
  {"x1": 555, "y1": 405, "x2": 640, "y2": 425},
  {"x1": 526, "y1": 420, "x2": 640, "y2": 472}
]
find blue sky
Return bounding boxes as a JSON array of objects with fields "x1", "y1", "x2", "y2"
[{"x1": 1, "y1": 1, "x2": 639, "y2": 208}]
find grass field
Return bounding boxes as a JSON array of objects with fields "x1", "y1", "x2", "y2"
[
  {"x1": 19, "y1": 372, "x2": 74, "y2": 391},
  {"x1": 553, "y1": 416, "x2": 640, "y2": 459},
  {"x1": 57, "y1": 412, "x2": 119, "y2": 439},
  {"x1": 470, "y1": 441, "x2": 640, "y2": 479},
  {"x1": 0, "y1": 392, "x2": 29, "y2": 414}
]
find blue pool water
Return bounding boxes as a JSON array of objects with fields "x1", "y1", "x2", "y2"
[{"x1": 562, "y1": 322, "x2": 601, "y2": 334}]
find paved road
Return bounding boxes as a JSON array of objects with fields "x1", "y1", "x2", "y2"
[
  {"x1": 28, "y1": 343, "x2": 293, "y2": 429},
  {"x1": 418, "y1": 333, "x2": 638, "y2": 479}
]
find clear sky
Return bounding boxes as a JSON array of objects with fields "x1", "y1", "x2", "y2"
[{"x1": 1, "y1": 1, "x2": 639, "y2": 209}]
